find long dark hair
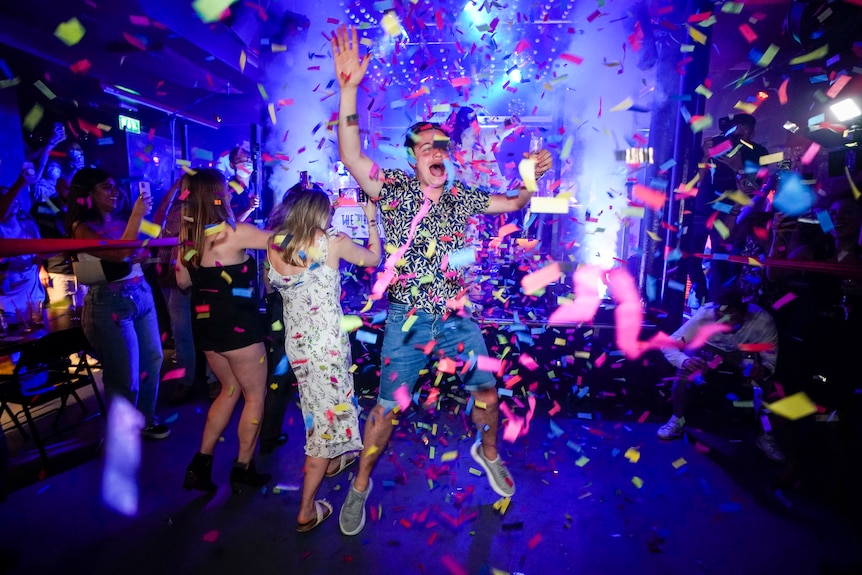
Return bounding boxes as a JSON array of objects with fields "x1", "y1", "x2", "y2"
[
  {"x1": 178, "y1": 168, "x2": 235, "y2": 269},
  {"x1": 65, "y1": 167, "x2": 113, "y2": 237}
]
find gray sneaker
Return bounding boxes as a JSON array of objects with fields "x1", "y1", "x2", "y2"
[
  {"x1": 470, "y1": 441, "x2": 515, "y2": 498},
  {"x1": 339, "y1": 478, "x2": 372, "y2": 536}
]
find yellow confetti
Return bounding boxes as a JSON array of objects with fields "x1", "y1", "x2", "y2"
[
  {"x1": 193, "y1": 0, "x2": 234, "y2": 23},
  {"x1": 646, "y1": 230, "x2": 663, "y2": 242},
  {"x1": 756, "y1": 44, "x2": 780, "y2": 67},
  {"x1": 220, "y1": 270, "x2": 232, "y2": 284},
  {"x1": 687, "y1": 25, "x2": 707, "y2": 45},
  {"x1": 341, "y1": 315, "x2": 364, "y2": 332},
  {"x1": 381, "y1": 12, "x2": 402, "y2": 36},
  {"x1": 695, "y1": 84, "x2": 713, "y2": 99},
  {"x1": 333, "y1": 403, "x2": 349, "y2": 413},
  {"x1": 713, "y1": 218, "x2": 730, "y2": 240},
  {"x1": 34, "y1": 80, "x2": 57, "y2": 100},
  {"x1": 764, "y1": 392, "x2": 817, "y2": 421},
  {"x1": 204, "y1": 222, "x2": 226, "y2": 236},
  {"x1": 138, "y1": 219, "x2": 161, "y2": 238},
  {"x1": 268, "y1": 103, "x2": 277, "y2": 125},
  {"x1": 227, "y1": 385, "x2": 236, "y2": 397},
  {"x1": 518, "y1": 157, "x2": 538, "y2": 192},
  {"x1": 469, "y1": 467, "x2": 483, "y2": 476},
  {"x1": 180, "y1": 165, "x2": 198, "y2": 176},
  {"x1": 401, "y1": 314, "x2": 418, "y2": 332},
  {"x1": 846, "y1": 166, "x2": 861, "y2": 200},
  {"x1": 609, "y1": 96, "x2": 634, "y2": 112},
  {"x1": 575, "y1": 455, "x2": 590, "y2": 467},
  {"x1": 271, "y1": 319, "x2": 284, "y2": 332},
  {"x1": 239, "y1": 50, "x2": 247, "y2": 73},
  {"x1": 632, "y1": 476, "x2": 644, "y2": 489},
  {"x1": 441, "y1": 450, "x2": 459, "y2": 462},
  {"x1": 22, "y1": 104, "x2": 44, "y2": 132},
  {"x1": 182, "y1": 249, "x2": 197, "y2": 261},
  {"x1": 529, "y1": 196, "x2": 569, "y2": 214},
  {"x1": 789, "y1": 44, "x2": 829, "y2": 65},
  {"x1": 672, "y1": 458, "x2": 687, "y2": 469},
  {"x1": 270, "y1": 383, "x2": 279, "y2": 391},
  {"x1": 733, "y1": 100, "x2": 758, "y2": 114},
  {"x1": 759, "y1": 152, "x2": 785, "y2": 166},
  {"x1": 624, "y1": 448, "x2": 641, "y2": 463},
  {"x1": 474, "y1": 400, "x2": 487, "y2": 409},
  {"x1": 54, "y1": 17, "x2": 86, "y2": 46}
]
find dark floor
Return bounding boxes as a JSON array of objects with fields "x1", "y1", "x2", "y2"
[{"x1": 2, "y1": 366, "x2": 862, "y2": 575}]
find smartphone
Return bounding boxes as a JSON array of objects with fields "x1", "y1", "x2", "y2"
[
  {"x1": 357, "y1": 189, "x2": 367, "y2": 203},
  {"x1": 138, "y1": 181, "x2": 151, "y2": 197}
]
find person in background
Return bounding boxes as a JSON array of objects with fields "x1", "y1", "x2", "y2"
[
  {"x1": 153, "y1": 178, "x2": 200, "y2": 404},
  {"x1": 258, "y1": 181, "x2": 304, "y2": 454},
  {"x1": 267, "y1": 187, "x2": 381, "y2": 532},
  {"x1": 1, "y1": 165, "x2": 46, "y2": 326},
  {"x1": 66, "y1": 168, "x2": 169, "y2": 440},
  {"x1": 227, "y1": 146, "x2": 260, "y2": 223},
  {"x1": 658, "y1": 286, "x2": 783, "y2": 462},
  {"x1": 689, "y1": 114, "x2": 769, "y2": 305},
  {"x1": 177, "y1": 169, "x2": 272, "y2": 494},
  {"x1": 331, "y1": 25, "x2": 552, "y2": 536}
]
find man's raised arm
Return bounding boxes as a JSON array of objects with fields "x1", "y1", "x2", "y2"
[{"x1": 332, "y1": 26, "x2": 383, "y2": 198}]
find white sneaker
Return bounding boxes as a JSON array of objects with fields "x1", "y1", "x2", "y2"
[{"x1": 657, "y1": 415, "x2": 685, "y2": 440}]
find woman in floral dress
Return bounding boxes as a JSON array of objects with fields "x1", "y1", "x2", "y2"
[{"x1": 267, "y1": 188, "x2": 380, "y2": 532}]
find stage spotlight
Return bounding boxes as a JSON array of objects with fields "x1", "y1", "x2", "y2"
[
  {"x1": 830, "y1": 98, "x2": 861, "y2": 122},
  {"x1": 463, "y1": 1, "x2": 489, "y2": 26},
  {"x1": 509, "y1": 68, "x2": 522, "y2": 84},
  {"x1": 757, "y1": 91, "x2": 769, "y2": 101}
]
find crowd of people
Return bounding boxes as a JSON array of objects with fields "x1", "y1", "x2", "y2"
[{"x1": 2, "y1": 24, "x2": 860, "y2": 533}]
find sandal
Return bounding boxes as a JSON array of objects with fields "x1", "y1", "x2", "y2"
[
  {"x1": 296, "y1": 500, "x2": 333, "y2": 533},
  {"x1": 325, "y1": 453, "x2": 358, "y2": 478}
]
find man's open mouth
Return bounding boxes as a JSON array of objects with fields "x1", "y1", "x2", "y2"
[{"x1": 430, "y1": 163, "x2": 446, "y2": 178}]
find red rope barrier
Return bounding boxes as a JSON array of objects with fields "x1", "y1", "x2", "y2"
[{"x1": 0, "y1": 238, "x2": 178, "y2": 258}]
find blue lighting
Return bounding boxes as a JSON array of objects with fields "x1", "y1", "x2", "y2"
[{"x1": 509, "y1": 68, "x2": 522, "y2": 83}]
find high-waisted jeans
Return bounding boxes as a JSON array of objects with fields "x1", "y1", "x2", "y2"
[{"x1": 82, "y1": 278, "x2": 163, "y2": 425}]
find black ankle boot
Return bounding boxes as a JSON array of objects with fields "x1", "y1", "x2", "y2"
[
  {"x1": 183, "y1": 453, "x2": 217, "y2": 492},
  {"x1": 229, "y1": 459, "x2": 271, "y2": 494}
]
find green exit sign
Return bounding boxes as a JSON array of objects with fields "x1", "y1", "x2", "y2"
[{"x1": 119, "y1": 114, "x2": 141, "y2": 134}]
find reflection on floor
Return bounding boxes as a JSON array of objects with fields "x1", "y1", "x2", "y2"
[{"x1": 2, "y1": 368, "x2": 862, "y2": 575}]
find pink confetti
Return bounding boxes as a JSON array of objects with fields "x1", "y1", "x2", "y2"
[
  {"x1": 394, "y1": 385, "x2": 412, "y2": 411},
  {"x1": 826, "y1": 75, "x2": 852, "y2": 99},
  {"x1": 475, "y1": 355, "x2": 503, "y2": 374},
  {"x1": 607, "y1": 268, "x2": 644, "y2": 359},
  {"x1": 513, "y1": 39, "x2": 530, "y2": 54},
  {"x1": 518, "y1": 353, "x2": 539, "y2": 371},
  {"x1": 771, "y1": 292, "x2": 797, "y2": 310},
  {"x1": 800, "y1": 142, "x2": 820, "y2": 165},
  {"x1": 162, "y1": 368, "x2": 186, "y2": 381},
  {"x1": 438, "y1": 357, "x2": 457, "y2": 374},
  {"x1": 202, "y1": 530, "x2": 219, "y2": 543},
  {"x1": 549, "y1": 264, "x2": 603, "y2": 325},
  {"x1": 441, "y1": 555, "x2": 468, "y2": 575},
  {"x1": 560, "y1": 53, "x2": 584, "y2": 64},
  {"x1": 738, "y1": 23, "x2": 758, "y2": 43},
  {"x1": 450, "y1": 77, "x2": 471, "y2": 87},
  {"x1": 521, "y1": 261, "x2": 561, "y2": 295},
  {"x1": 685, "y1": 322, "x2": 732, "y2": 351}
]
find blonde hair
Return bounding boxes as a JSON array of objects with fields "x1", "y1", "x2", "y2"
[
  {"x1": 274, "y1": 188, "x2": 331, "y2": 267},
  {"x1": 178, "y1": 169, "x2": 235, "y2": 269}
]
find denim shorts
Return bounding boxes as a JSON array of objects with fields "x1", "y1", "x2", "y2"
[{"x1": 378, "y1": 303, "x2": 496, "y2": 409}]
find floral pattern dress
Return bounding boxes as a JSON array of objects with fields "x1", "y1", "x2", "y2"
[{"x1": 266, "y1": 229, "x2": 363, "y2": 459}]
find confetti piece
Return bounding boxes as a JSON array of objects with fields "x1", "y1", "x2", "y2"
[
  {"x1": 22, "y1": 104, "x2": 44, "y2": 132},
  {"x1": 789, "y1": 44, "x2": 829, "y2": 65},
  {"x1": 529, "y1": 196, "x2": 569, "y2": 214},
  {"x1": 193, "y1": 0, "x2": 234, "y2": 23},
  {"x1": 138, "y1": 219, "x2": 161, "y2": 238},
  {"x1": 765, "y1": 392, "x2": 817, "y2": 420},
  {"x1": 393, "y1": 385, "x2": 412, "y2": 411},
  {"x1": 624, "y1": 447, "x2": 641, "y2": 463},
  {"x1": 441, "y1": 450, "x2": 459, "y2": 462},
  {"x1": 609, "y1": 97, "x2": 634, "y2": 112},
  {"x1": 687, "y1": 25, "x2": 707, "y2": 45},
  {"x1": 800, "y1": 142, "x2": 820, "y2": 165},
  {"x1": 672, "y1": 458, "x2": 687, "y2": 469},
  {"x1": 340, "y1": 315, "x2": 363, "y2": 333},
  {"x1": 548, "y1": 264, "x2": 602, "y2": 325},
  {"x1": 633, "y1": 184, "x2": 667, "y2": 210},
  {"x1": 631, "y1": 476, "x2": 644, "y2": 489},
  {"x1": 518, "y1": 157, "x2": 538, "y2": 192},
  {"x1": 381, "y1": 12, "x2": 402, "y2": 36},
  {"x1": 54, "y1": 18, "x2": 86, "y2": 46},
  {"x1": 575, "y1": 455, "x2": 590, "y2": 467},
  {"x1": 162, "y1": 368, "x2": 186, "y2": 381},
  {"x1": 778, "y1": 78, "x2": 789, "y2": 105},
  {"x1": 521, "y1": 262, "x2": 561, "y2": 295}
]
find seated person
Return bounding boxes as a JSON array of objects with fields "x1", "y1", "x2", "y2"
[
  {"x1": 658, "y1": 287, "x2": 784, "y2": 461},
  {"x1": 1, "y1": 166, "x2": 46, "y2": 326}
]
